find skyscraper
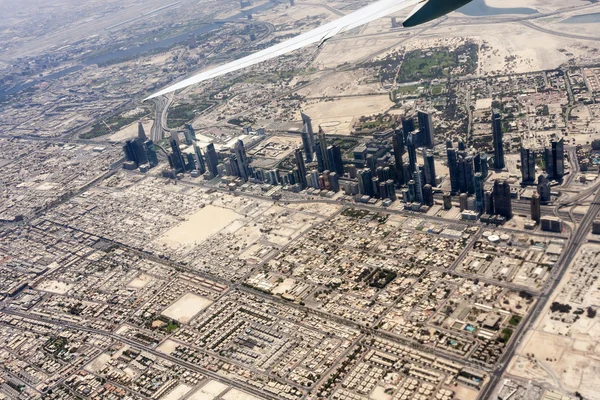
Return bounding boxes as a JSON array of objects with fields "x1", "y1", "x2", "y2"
[
  {"x1": 123, "y1": 140, "x2": 140, "y2": 166},
  {"x1": 423, "y1": 149, "x2": 436, "y2": 186},
  {"x1": 295, "y1": 148, "x2": 307, "y2": 188},
  {"x1": 417, "y1": 110, "x2": 435, "y2": 148},
  {"x1": 520, "y1": 148, "x2": 536, "y2": 184},
  {"x1": 379, "y1": 181, "x2": 387, "y2": 200},
  {"x1": 310, "y1": 169, "x2": 320, "y2": 189},
  {"x1": 169, "y1": 139, "x2": 185, "y2": 173},
  {"x1": 205, "y1": 143, "x2": 219, "y2": 177},
  {"x1": 301, "y1": 122, "x2": 314, "y2": 163},
  {"x1": 392, "y1": 129, "x2": 405, "y2": 186},
  {"x1": 545, "y1": 139, "x2": 565, "y2": 180},
  {"x1": 484, "y1": 190, "x2": 494, "y2": 215},
  {"x1": 531, "y1": 192, "x2": 541, "y2": 223},
  {"x1": 372, "y1": 177, "x2": 380, "y2": 198},
  {"x1": 228, "y1": 155, "x2": 240, "y2": 177},
  {"x1": 366, "y1": 154, "x2": 377, "y2": 174},
  {"x1": 183, "y1": 124, "x2": 196, "y2": 145},
  {"x1": 234, "y1": 139, "x2": 250, "y2": 181},
  {"x1": 459, "y1": 193, "x2": 468, "y2": 212},
  {"x1": 255, "y1": 169, "x2": 266, "y2": 182},
  {"x1": 286, "y1": 170, "x2": 296, "y2": 186},
  {"x1": 479, "y1": 153, "x2": 489, "y2": 178},
  {"x1": 554, "y1": 139, "x2": 565, "y2": 179},
  {"x1": 443, "y1": 192, "x2": 452, "y2": 210},
  {"x1": 317, "y1": 127, "x2": 330, "y2": 172},
  {"x1": 386, "y1": 180, "x2": 397, "y2": 201},
  {"x1": 134, "y1": 139, "x2": 148, "y2": 166},
  {"x1": 301, "y1": 112, "x2": 315, "y2": 161},
  {"x1": 144, "y1": 140, "x2": 159, "y2": 167},
  {"x1": 328, "y1": 172, "x2": 340, "y2": 192},
  {"x1": 422, "y1": 184, "x2": 434, "y2": 206},
  {"x1": 138, "y1": 122, "x2": 148, "y2": 141},
  {"x1": 401, "y1": 117, "x2": 415, "y2": 140},
  {"x1": 537, "y1": 172, "x2": 551, "y2": 202},
  {"x1": 413, "y1": 167, "x2": 424, "y2": 204},
  {"x1": 457, "y1": 156, "x2": 475, "y2": 195},
  {"x1": 185, "y1": 153, "x2": 196, "y2": 172},
  {"x1": 544, "y1": 147, "x2": 554, "y2": 180},
  {"x1": 358, "y1": 168, "x2": 373, "y2": 196},
  {"x1": 493, "y1": 179, "x2": 512, "y2": 219},
  {"x1": 407, "y1": 180, "x2": 416, "y2": 203},
  {"x1": 314, "y1": 142, "x2": 325, "y2": 172},
  {"x1": 268, "y1": 169, "x2": 280, "y2": 185},
  {"x1": 193, "y1": 143, "x2": 206, "y2": 174},
  {"x1": 123, "y1": 138, "x2": 149, "y2": 168},
  {"x1": 376, "y1": 166, "x2": 385, "y2": 182},
  {"x1": 447, "y1": 148, "x2": 459, "y2": 195},
  {"x1": 474, "y1": 172, "x2": 484, "y2": 213},
  {"x1": 382, "y1": 166, "x2": 392, "y2": 182},
  {"x1": 492, "y1": 112, "x2": 505, "y2": 170},
  {"x1": 407, "y1": 133, "x2": 417, "y2": 176},
  {"x1": 327, "y1": 145, "x2": 344, "y2": 175}
]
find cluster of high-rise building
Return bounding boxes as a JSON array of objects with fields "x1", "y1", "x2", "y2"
[
  {"x1": 447, "y1": 142, "x2": 488, "y2": 193},
  {"x1": 122, "y1": 108, "x2": 562, "y2": 219},
  {"x1": 519, "y1": 138, "x2": 564, "y2": 207},
  {"x1": 250, "y1": 113, "x2": 343, "y2": 193},
  {"x1": 122, "y1": 122, "x2": 250, "y2": 182},
  {"x1": 446, "y1": 140, "x2": 489, "y2": 212},
  {"x1": 122, "y1": 123, "x2": 158, "y2": 171},
  {"x1": 475, "y1": 179, "x2": 513, "y2": 224},
  {"x1": 335, "y1": 110, "x2": 436, "y2": 204},
  {"x1": 520, "y1": 138, "x2": 565, "y2": 185},
  {"x1": 164, "y1": 134, "x2": 224, "y2": 180},
  {"x1": 444, "y1": 111, "x2": 519, "y2": 222}
]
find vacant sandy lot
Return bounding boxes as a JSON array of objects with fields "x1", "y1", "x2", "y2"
[
  {"x1": 161, "y1": 293, "x2": 213, "y2": 323},
  {"x1": 301, "y1": 94, "x2": 393, "y2": 135},
  {"x1": 84, "y1": 353, "x2": 111, "y2": 373},
  {"x1": 36, "y1": 280, "x2": 73, "y2": 295},
  {"x1": 296, "y1": 70, "x2": 386, "y2": 98},
  {"x1": 222, "y1": 389, "x2": 263, "y2": 400},
  {"x1": 160, "y1": 384, "x2": 193, "y2": 400},
  {"x1": 156, "y1": 339, "x2": 179, "y2": 355},
  {"x1": 156, "y1": 205, "x2": 241, "y2": 249},
  {"x1": 188, "y1": 380, "x2": 229, "y2": 400},
  {"x1": 127, "y1": 273, "x2": 153, "y2": 289}
]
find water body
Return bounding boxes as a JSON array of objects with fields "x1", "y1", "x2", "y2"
[
  {"x1": 85, "y1": 1, "x2": 279, "y2": 65},
  {"x1": 0, "y1": 1, "x2": 279, "y2": 101},
  {"x1": 562, "y1": 12, "x2": 600, "y2": 24},
  {"x1": 458, "y1": 0, "x2": 538, "y2": 16},
  {"x1": 0, "y1": 65, "x2": 84, "y2": 101}
]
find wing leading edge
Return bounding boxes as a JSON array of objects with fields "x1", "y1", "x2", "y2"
[{"x1": 144, "y1": 0, "x2": 423, "y2": 100}]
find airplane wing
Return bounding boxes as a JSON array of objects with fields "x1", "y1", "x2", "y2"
[{"x1": 145, "y1": 0, "x2": 423, "y2": 100}]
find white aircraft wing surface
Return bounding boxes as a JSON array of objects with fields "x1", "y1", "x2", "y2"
[{"x1": 145, "y1": 0, "x2": 423, "y2": 100}]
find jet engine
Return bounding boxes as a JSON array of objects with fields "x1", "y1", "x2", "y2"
[{"x1": 403, "y1": 0, "x2": 473, "y2": 27}]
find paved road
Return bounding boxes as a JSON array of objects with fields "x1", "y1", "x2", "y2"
[
  {"x1": 520, "y1": 20, "x2": 600, "y2": 42},
  {"x1": 150, "y1": 94, "x2": 173, "y2": 142}
]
